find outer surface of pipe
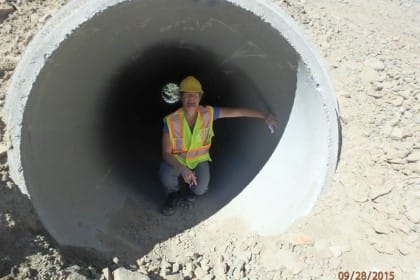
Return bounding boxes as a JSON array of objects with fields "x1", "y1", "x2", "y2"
[{"x1": 5, "y1": 0, "x2": 339, "y2": 257}]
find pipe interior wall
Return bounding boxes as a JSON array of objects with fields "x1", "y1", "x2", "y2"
[{"x1": 6, "y1": 0, "x2": 339, "y2": 259}]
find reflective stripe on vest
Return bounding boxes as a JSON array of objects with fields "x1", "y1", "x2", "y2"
[
  {"x1": 167, "y1": 109, "x2": 184, "y2": 152},
  {"x1": 176, "y1": 143, "x2": 211, "y2": 161}
]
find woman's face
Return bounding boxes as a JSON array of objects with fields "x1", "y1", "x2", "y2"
[{"x1": 181, "y1": 92, "x2": 201, "y2": 110}]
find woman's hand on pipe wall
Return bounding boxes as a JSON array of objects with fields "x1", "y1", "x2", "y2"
[{"x1": 264, "y1": 113, "x2": 278, "y2": 134}]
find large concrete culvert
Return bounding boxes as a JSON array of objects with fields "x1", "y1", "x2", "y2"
[{"x1": 5, "y1": 0, "x2": 340, "y2": 259}]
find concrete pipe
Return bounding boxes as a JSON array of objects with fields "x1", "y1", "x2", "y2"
[{"x1": 5, "y1": 0, "x2": 340, "y2": 259}]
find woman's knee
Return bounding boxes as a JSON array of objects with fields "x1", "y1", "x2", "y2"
[
  {"x1": 191, "y1": 183, "x2": 208, "y2": 195},
  {"x1": 159, "y1": 162, "x2": 180, "y2": 193}
]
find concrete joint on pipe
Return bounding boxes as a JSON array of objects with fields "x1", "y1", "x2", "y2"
[{"x1": 5, "y1": 0, "x2": 340, "y2": 257}]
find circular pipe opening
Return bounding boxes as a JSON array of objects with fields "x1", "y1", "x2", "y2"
[{"x1": 5, "y1": 0, "x2": 340, "y2": 258}]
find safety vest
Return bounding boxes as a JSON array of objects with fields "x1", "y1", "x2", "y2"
[{"x1": 164, "y1": 105, "x2": 215, "y2": 169}]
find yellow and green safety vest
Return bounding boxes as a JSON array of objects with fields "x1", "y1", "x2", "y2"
[{"x1": 164, "y1": 105, "x2": 215, "y2": 169}]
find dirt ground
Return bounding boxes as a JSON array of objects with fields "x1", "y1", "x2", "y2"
[{"x1": 0, "y1": 0, "x2": 419, "y2": 279}]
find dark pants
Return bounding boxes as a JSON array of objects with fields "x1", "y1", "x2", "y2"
[{"x1": 159, "y1": 161, "x2": 210, "y2": 195}]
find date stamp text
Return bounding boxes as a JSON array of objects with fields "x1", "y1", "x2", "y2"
[{"x1": 338, "y1": 271, "x2": 395, "y2": 280}]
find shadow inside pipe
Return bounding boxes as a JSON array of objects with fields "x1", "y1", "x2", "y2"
[{"x1": 99, "y1": 42, "x2": 296, "y2": 260}]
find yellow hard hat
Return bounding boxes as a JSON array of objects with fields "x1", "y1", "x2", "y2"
[{"x1": 179, "y1": 76, "x2": 204, "y2": 94}]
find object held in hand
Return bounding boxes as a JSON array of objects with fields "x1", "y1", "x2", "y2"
[{"x1": 268, "y1": 124, "x2": 275, "y2": 134}]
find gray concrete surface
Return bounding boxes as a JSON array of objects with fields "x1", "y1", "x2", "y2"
[{"x1": 5, "y1": 0, "x2": 340, "y2": 258}]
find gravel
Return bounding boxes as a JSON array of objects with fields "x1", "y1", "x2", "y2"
[{"x1": 0, "y1": 0, "x2": 419, "y2": 279}]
